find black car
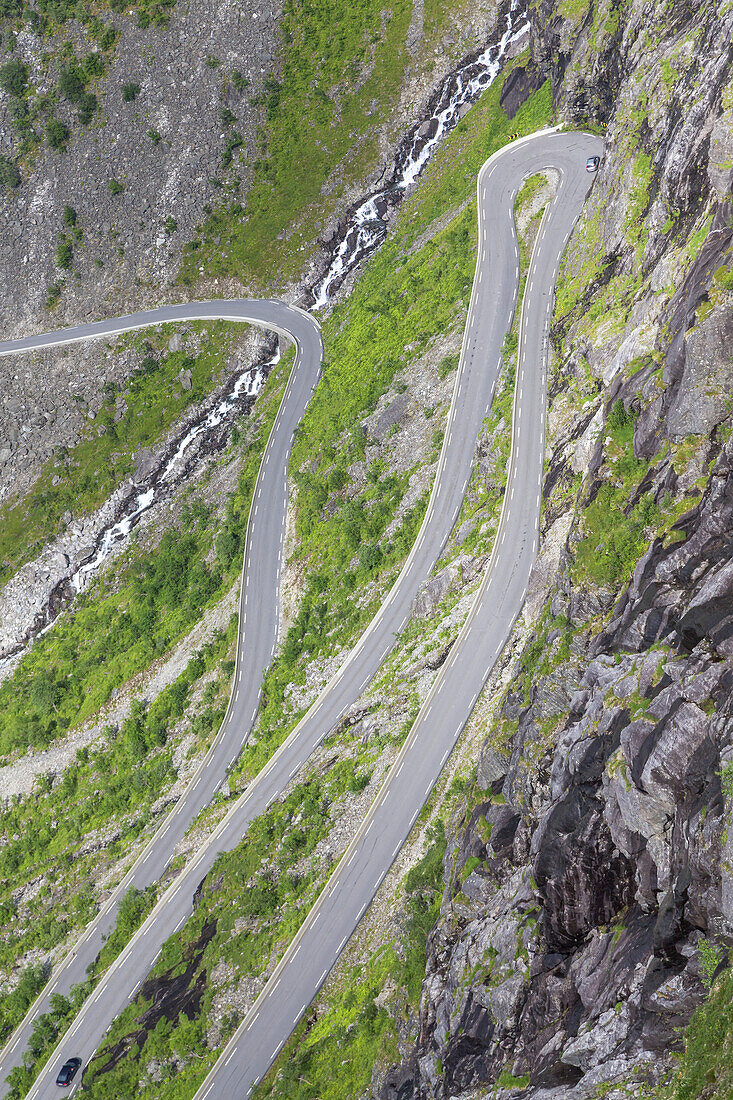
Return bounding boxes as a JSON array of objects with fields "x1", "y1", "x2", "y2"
[
  {"x1": 55, "y1": 1057, "x2": 82, "y2": 1087},
  {"x1": 586, "y1": 155, "x2": 601, "y2": 172}
]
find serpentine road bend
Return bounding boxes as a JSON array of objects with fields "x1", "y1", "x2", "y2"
[{"x1": 0, "y1": 128, "x2": 602, "y2": 1099}]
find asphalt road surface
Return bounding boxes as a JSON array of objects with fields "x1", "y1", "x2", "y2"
[{"x1": 0, "y1": 128, "x2": 601, "y2": 1099}]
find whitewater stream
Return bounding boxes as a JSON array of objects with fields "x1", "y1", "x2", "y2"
[
  {"x1": 69, "y1": 348, "x2": 278, "y2": 594},
  {"x1": 311, "y1": 0, "x2": 529, "y2": 308}
]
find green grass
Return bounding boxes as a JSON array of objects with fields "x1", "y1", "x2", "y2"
[
  {"x1": 625, "y1": 151, "x2": 653, "y2": 258},
  {"x1": 0, "y1": 624, "x2": 234, "y2": 985},
  {"x1": 574, "y1": 400, "x2": 662, "y2": 586},
  {"x1": 252, "y1": 821, "x2": 446, "y2": 1100},
  {"x1": 257, "y1": 949, "x2": 401, "y2": 1100},
  {"x1": 4, "y1": 881, "x2": 161, "y2": 1100},
  {"x1": 558, "y1": 0, "x2": 591, "y2": 21},
  {"x1": 75, "y1": 757, "x2": 376, "y2": 1100}
]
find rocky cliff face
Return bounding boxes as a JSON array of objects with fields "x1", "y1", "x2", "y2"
[{"x1": 381, "y1": 1, "x2": 733, "y2": 1096}]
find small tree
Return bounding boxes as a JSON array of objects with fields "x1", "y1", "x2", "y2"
[
  {"x1": 62, "y1": 204, "x2": 77, "y2": 227},
  {"x1": 46, "y1": 118, "x2": 70, "y2": 151},
  {"x1": 83, "y1": 51, "x2": 105, "y2": 78},
  {"x1": 0, "y1": 155, "x2": 20, "y2": 189},
  {"x1": 108, "y1": 178, "x2": 124, "y2": 194},
  {"x1": 122, "y1": 81, "x2": 140, "y2": 102},
  {"x1": 231, "y1": 69, "x2": 248, "y2": 94},
  {"x1": 0, "y1": 59, "x2": 27, "y2": 96},
  {"x1": 56, "y1": 235, "x2": 73, "y2": 270},
  {"x1": 58, "y1": 62, "x2": 86, "y2": 103},
  {"x1": 77, "y1": 91, "x2": 97, "y2": 124}
]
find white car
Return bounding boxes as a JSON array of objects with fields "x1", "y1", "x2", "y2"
[{"x1": 586, "y1": 156, "x2": 601, "y2": 172}]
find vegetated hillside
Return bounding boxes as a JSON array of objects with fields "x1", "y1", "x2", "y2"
[
  {"x1": 0, "y1": 0, "x2": 283, "y2": 329},
  {"x1": 0, "y1": 0, "x2": 509, "y2": 684},
  {"x1": 0, "y1": 0, "x2": 503, "y2": 333},
  {"x1": 0, "y1": 0, "x2": 503, "y2": 559}
]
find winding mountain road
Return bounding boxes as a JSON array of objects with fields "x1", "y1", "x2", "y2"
[
  {"x1": 192, "y1": 127, "x2": 602, "y2": 1100},
  {"x1": 0, "y1": 127, "x2": 601, "y2": 1100}
]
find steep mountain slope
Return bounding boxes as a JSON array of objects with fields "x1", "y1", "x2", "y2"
[{"x1": 0, "y1": 0, "x2": 731, "y2": 1098}]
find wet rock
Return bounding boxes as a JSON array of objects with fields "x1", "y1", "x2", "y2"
[
  {"x1": 379, "y1": 1066, "x2": 415, "y2": 1100},
  {"x1": 370, "y1": 393, "x2": 409, "y2": 442},
  {"x1": 533, "y1": 792, "x2": 637, "y2": 951},
  {"x1": 88, "y1": 919, "x2": 217, "y2": 1079},
  {"x1": 134, "y1": 447, "x2": 158, "y2": 482},
  {"x1": 499, "y1": 62, "x2": 542, "y2": 119}
]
